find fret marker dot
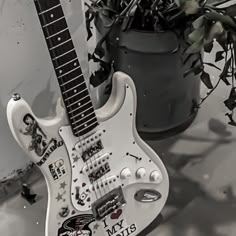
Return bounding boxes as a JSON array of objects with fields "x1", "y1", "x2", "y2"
[
  {"x1": 85, "y1": 124, "x2": 88, "y2": 127},
  {"x1": 81, "y1": 114, "x2": 84, "y2": 117},
  {"x1": 59, "y1": 70, "x2": 63, "y2": 74},
  {"x1": 58, "y1": 37, "x2": 61, "y2": 41},
  {"x1": 78, "y1": 103, "x2": 81, "y2": 106},
  {"x1": 74, "y1": 62, "x2": 77, "y2": 67},
  {"x1": 50, "y1": 14, "x2": 54, "y2": 18},
  {"x1": 74, "y1": 89, "x2": 77, "y2": 93}
]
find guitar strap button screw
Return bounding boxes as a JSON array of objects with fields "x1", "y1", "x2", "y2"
[{"x1": 12, "y1": 93, "x2": 21, "y2": 101}]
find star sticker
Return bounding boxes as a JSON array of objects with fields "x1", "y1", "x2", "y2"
[
  {"x1": 60, "y1": 181, "x2": 67, "y2": 189},
  {"x1": 93, "y1": 223, "x2": 100, "y2": 231},
  {"x1": 73, "y1": 156, "x2": 79, "y2": 163},
  {"x1": 56, "y1": 193, "x2": 63, "y2": 201}
]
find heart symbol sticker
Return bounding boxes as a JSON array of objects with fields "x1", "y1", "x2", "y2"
[{"x1": 110, "y1": 209, "x2": 122, "y2": 220}]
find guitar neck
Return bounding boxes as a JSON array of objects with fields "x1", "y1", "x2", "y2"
[{"x1": 33, "y1": 0, "x2": 98, "y2": 137}]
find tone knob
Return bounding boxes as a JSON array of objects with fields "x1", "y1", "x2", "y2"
[
  {"x1": 150, "y1": 170, "x2": 163, "y2": 183},
  {"x1": 120, "y1": 168, "x2": 132, "y2": 179},
  {"x1": 136, "y1": 168, "x2": 146, "y2": 179}
]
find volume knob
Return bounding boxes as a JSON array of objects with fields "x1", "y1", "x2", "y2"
[
  {"x1": 150, "y1": 170, "x2": 163, "y2": 184},
  {"x1": 120, "y1": 168, "x2": 132, "y2": 179},
  {"x1": 136, "y1": 168, "x2": 146, "y2": 179}
]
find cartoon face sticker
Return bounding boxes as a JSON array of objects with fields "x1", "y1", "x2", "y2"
[{"x1": 58, "y1": 214, "x2": 95, "y2": 236}]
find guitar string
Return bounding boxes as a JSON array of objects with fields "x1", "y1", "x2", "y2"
[
  {"x1": 36, "y1": 1, "x2": 118, "y2": 217},
  {"x1": 35, "y1": 0, "x2": 102, "y2": 209},
  {"x1": 38, "y1": 0, "x2": 113, "y2": 208}
]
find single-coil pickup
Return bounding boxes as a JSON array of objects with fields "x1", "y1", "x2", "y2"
[
  {"x1": 82, "y1": 153, "x2": 110, "y2": 174},
  {"x1": 74, "y1": 131, "x2": 104, "y2": 162},
  {"x1": 89, "y1": 175, "x2": 118, "y2": 192},
  {"x1": 88, "y1": 162, "x2": 111, "y2": 183}
]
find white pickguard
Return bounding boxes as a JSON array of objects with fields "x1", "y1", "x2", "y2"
[{"x1": 7, "y1": 72, "x2": 169, "y2": 236}]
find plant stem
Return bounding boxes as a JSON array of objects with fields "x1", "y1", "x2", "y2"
[{"x1": 199, "y1": 77, "x2": 221, "y2": 106}]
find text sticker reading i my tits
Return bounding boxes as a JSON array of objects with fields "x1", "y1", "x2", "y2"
[{"x1": 101, "y1": 209, "x2": 137, "y2": 236}]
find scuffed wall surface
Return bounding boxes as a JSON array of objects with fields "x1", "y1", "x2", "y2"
[{"x1": 0, "y1": 0, "x2": 89, "y2": 179}]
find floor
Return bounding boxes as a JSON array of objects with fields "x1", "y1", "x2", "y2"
[{"x1": 2, "y1": 79, "x2": 236, "y2": 236}]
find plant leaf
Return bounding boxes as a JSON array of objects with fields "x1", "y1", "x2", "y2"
[
  {"x1": 191, "y1": 57, "x2": 201, "y2": 68},
  {"x1": 186, "y1": 39, "x2": 204, "y2": 54},
  {"x1": 85, "y1": 8, "x2": 95, "y2": 41},
  {"x1": 204, "y1": 41, "x2": 214, "y2": 53},
  {"x1": 215, "y1": 51, "x2": 225, "y2": 62},
  {"x1": 188, "y1": 27, "x2": 205, "y2": 43},
  {"x1": 193, "y1": 15, "x2": 205, "y2": 29},
  {"x1": 184, "y1": 64, "x2": 203, "y2": 77},
  {"x1": 216, "y1": 32, "x2": 228, "y2": 51},
  {"x1": 204, "y1": 62, "x2": 221, "y2": 71},
  {"x1": 225, "y1": 4, "x2": 236, "y2": 18},
  {"x1": 200, "y1": 71, "x2": 213, "y2": 89},
  {"x1": 220, "y1": 58, "x2": 232, "y2": 85},
  {"x1": 205, "y1": 12, "x2": 236, "y2": 29},
  {"x1": 224, "y1": 88, "x2": 236, "y2": 110},
  {"x1": 225, "y1": 112, "x2": 236, "y2": 126},
  {"x1": 94, "y1": 45, "x2": 105, "y2": 58}
]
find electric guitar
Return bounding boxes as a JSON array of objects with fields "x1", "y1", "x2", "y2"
[{"x1": 7, "y1": 0, "x2": 169, "y2": 235}]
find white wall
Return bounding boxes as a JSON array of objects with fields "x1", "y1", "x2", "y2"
[{"x1": 0, "y1": 0, "x2": 92, "y2": 179}]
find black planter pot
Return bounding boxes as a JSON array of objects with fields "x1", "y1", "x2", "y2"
[{"x1": 96, "y1": 15, "x2": 201, "y2": 139}]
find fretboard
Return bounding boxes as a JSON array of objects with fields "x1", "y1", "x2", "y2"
[{"x1": 33, "y1": 0, "x2": 98, "y2": 137}]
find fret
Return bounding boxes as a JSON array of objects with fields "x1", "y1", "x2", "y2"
[
  {"x1": 58, "y1": 65, "x2": 79, "y2": 79},
  {"x1": 68, "y1": 100, "x2": 92, "y2": 114},
  {"x1": 65, "y1": 88, "x2": 88, "y2": 102},
  {"x1": 43, "y1": 16, "x2": 65, "y2": 28},
  {"x1": 38, "y1": 5, "x2": 64, "y2": 25},
  {"x1": 35, "y1": 0, "x2": 60, "y2": 13},
  {"x1": 60, "y1": 74, "x2": 84, "y2": 88},
  {"x1": 55, "y1": 58, "x2": 79, "y2": 77},
  {"x1": 66, "y1": 95, "x2": 91, "y2": 109},
  {"x1": 49, "y1": 39, "x2": 72, "y2": 51},
  {"x1": 62, "y1": 82, "x2": 86, "y2": 95},
  {"x1": 58, "y1": 68, "x2": 83, "y2": 85},
  {"x1": 61, "y1": 82, "x2": 86, "y2": 98},
  {"x1": 74, "y1": 119, "x2": 98, "y2": 135},
  {"x1": 63, "y1": 90, "x2": 89, "y2": 106},
  {"x1": 46, "y1": 28, "x2": 68, "y2": 40},
  {"x1": 42, "y1": 17, "x2": 67, "y2": 38},
  {"x1": 52, "y1": 48, "x2": 74, "y2": 61},
  {"x1": 71, "y1": 107, "x2": 94, "y2": 125},
  {"x1": 55, "y1": 58, "x2": 77, "y2": 70},
  {"x1": 50, "y1": 40, "x2": 74, "y2": 58},
  {"x1": 52, "y1": 50, "x2": 77, "y2": 68},
  {"x1": 72, "y1": 113, "x2": 96, "y2": 131},
  {"x1": 77, "y1": 122, "x2": 99, "y2": 136},
  {"x1": 71, "y1": 110, "x2": 95, "y2": 127}
]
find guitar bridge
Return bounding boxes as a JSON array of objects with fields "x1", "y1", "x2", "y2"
[{"x1": 92, "y1": 186, "x2": 126, "y2": 220}]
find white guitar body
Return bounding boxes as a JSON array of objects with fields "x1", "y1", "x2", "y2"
[{"x1": 7, "y1": 72, "x2": 169, "y2": 236}]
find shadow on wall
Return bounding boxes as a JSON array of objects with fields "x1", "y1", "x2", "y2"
[{"x1": 31, "y1": 71, "x2": 57, "y2": 118}]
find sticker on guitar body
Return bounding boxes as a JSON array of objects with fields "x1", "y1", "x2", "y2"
[
  {"x1": 20, "y1": 114, "x2": 63, "y2": 166},
  {"x1": 49, "y1": 159, "x2": 67, "y2": 181},
  {"x1": 102, "y1": 210, "x2": 137, "y2": 236},
  {"x1": 58, "y1": 214, "x2": 95, "y2": 236}
]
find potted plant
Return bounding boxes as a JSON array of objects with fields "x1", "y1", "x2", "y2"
[{"x1": 85, "y1": 0, "x2": 236, "y2": 138}]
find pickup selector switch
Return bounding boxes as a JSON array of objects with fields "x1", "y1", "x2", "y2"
[
  {"x1": 150, "y1": 170, "x2": 163, "y2": 183},
  {"x1": 120, "y1": 168, "x2": 132, "y2": 179},
  {"x1": 136, "y1": 168, "x2": 146, "y2": 179}
]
